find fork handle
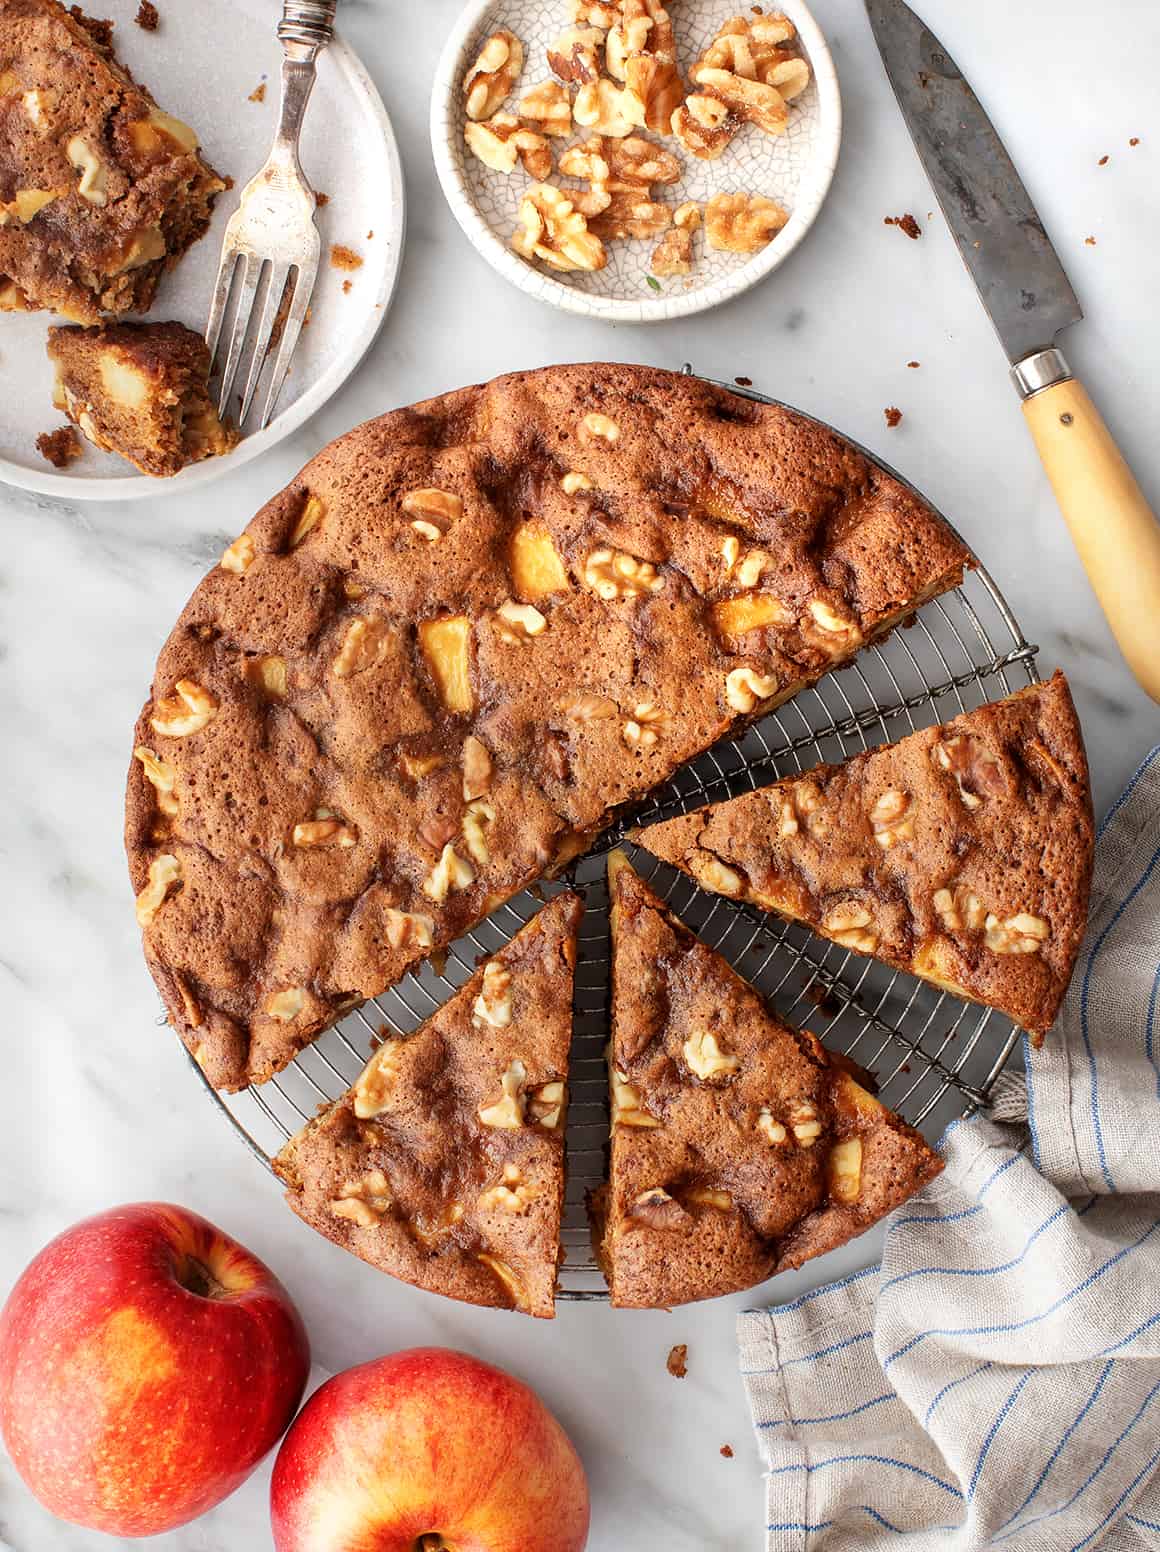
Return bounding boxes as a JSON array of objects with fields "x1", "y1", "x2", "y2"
[
  {"x1": 278, "y1": 0, "x2": 337, "y2": 54},
  {"x1": 272, "y1": 0, "x2": 336, "y2": 164}
]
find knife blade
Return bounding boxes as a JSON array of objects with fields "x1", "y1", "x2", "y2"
[
  {"x1": 865, "y1": 0, "x2": 1160, "y2": 706},
  {"x1": 865, "y1": 0, "x2": 1081, "y2": 368}
]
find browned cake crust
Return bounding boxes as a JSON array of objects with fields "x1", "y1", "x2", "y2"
[
  {"x1": 594, "y1": 855, "x2": 943, "y2": 1308},
  {"x1": 274, "y1": 894, "x2": 581, "y2": 1319},
  {"x1": 0, "y1": 0, "x2": 224, "y2": 322},
  {"x1": 124, "y1": 362, "x2": 971, "y2": 1090},
  {"x1": 47, "y1": 320, "x2": 236, "y2": 476},
  {"x1": 635, "y1": 673, "x2": 1094, "y2": 1041}
]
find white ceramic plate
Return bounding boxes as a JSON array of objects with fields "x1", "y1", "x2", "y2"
[
  {"x1": 0, "y1": 0, "x2": 404, "y2": 502},
  {"x1": 432, "y1": 0, "x2": 840, "y2": 324}
]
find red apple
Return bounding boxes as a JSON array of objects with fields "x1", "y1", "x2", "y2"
[
  {"x1": 0, "y1": 1202, "x2": 310, "y2": 1537},
  {"x1": 270, "y1": 1347, "x2": 590, "y2": 1552}
]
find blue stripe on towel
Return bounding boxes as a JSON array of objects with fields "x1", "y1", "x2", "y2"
[
  {"x1": 883, "y1": 1221, "x2": 1159, "y2": 1370},
  {"x1": 994, "y1": 1379, "x2": 1160, "y2": 1544},
  {"x1": 995, "y1": 1361, "x2": 1115, "y2": 1531},
  {"x1": 766, "y1": 1263, "x2": 878, "y2": 1316},
  {"x1": 1098, "y1": 1311, "x2": 1160, "y2": 1355},
  {"x1": 1147, "y1": 962, "x2": 1160, "y2": 1102},
  {"x1": 766, "y1": 1507, "x2": 963, "y2": 1538},
  {"x1": 924, "y1": 1362, "x2": 994, "y2": 1428},
  {"x1": 767, "y1": 1453, "x2": 961, "y2": 1497},
  {"x1": 1079, "y1": 843, "x2": 1160, "y2": 1192},
  {"x1": 967, "y1": 1372, "x2": 1033, "y2": 1498},
  {"x1": 742, "y1": 1329, "x2": 874, "y2": 1377},
  {"x1": 1097, "y1": 748, "x2": 1160, "y2": 838},
  {"x1": 891, "y1": 1153, "x2": 1026, "y2": 1234},
  {"x1": 881, "y1": 1204, "x2": 1069, "y2": 1292},
  {"x1": 1069, "y1": 1440, "x2": 1160, "y2": 1552},
  {"x1": 757, "y1": 1391, "x2": 896, "y2": 1430}
]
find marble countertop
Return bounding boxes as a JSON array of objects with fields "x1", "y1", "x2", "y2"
[{"x1": 2, "y1": 1, "x2": 1158, "y2": 1547}]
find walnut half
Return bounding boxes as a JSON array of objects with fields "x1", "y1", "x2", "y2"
[
  {"x1": 705, "y1": 192, "x2": 789, "y2": 254},
  {"x1": 581, "y1": 546, "x2": 663, "y2": 599},
  {"x1": 135, "y1": 853, "x2": 181, "y2": 927},
  {"x1": 682, "y1": 1029, "x2": 739, "y2": 1080},
  {"x1": 464, "y1": 113, "x2": 552, "y2": 180},
  {"x1": 611, "y1": 1067, "x2": 660, "y2": 1128},
  {"x1": 134, "y1": 746, "x2": 178, "y2": 818},
  {"x1": 473, "y1": 960, "x2": 513, "y2": 1028},
  {"x1": 822, "y1": 900, "x2": 878, "y2": 954},
  {"x1": 464, "y1": 30, "x2": 525, "y2": 121},
  {"x1": 479, "y1": 1059, "x2": 528, "y2": 1128},
  {"x1": 984, "y1": 912, "x2": 1049, "y2": 955},
  {"x1": 725, "y1": 666, "x2": 778, "y2": 713},
  {"x1": 150, "y1": 680, "x2": 217, "y2": 739},
  {"x1": 512, "y1": 184, "x2": 607, "y2": 273},
  {"x1": 869, "y1": 789, "x2": 915, "y2": 849},
  {"x1": 330, "y1": 1169, "x2": 392, "y2": 1227}
]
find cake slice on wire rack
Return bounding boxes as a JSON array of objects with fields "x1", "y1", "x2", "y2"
[
  {"x1": 274, "y1": 893, "x2": 581, "y2": 1318},
  {"x1": 633, "y1": 673, "x2": 1093, "y2": 1043},
  {"x1": 589, "y1": 854, "x2": 943, "y2": 1309}
]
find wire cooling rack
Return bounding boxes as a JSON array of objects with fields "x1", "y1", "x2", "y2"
[{"x1": 188, "y1": 380, "x2": 1039, "y2": 1302}]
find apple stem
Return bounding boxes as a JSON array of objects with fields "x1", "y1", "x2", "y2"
[
  {"x1": 415, "y1": 1536, "x2": 448, "y2": 1552},
  {"x1": 179, "y1": 1256, "x2": 226, "y2": 1301}
]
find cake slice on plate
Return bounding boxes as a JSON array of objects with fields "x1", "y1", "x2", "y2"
[
  {"x1": 592, "y1": 855, "x2": 942, "y2": 1308},
  {"x1": 633, "y1": 673, "x2": 1093, "y2": 1042},
  {"x1": 274, "y1": 893, "x2": 581, "y2": 1319},
  {"x1": 0, "y1": 0, "x2": 225, "y2": 322},
  {"x1": 48, "y1": 322, "x2": 236, "y2": 476}
]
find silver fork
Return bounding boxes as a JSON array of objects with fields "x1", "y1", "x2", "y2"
[{"x1": 206, "y1": 0, "x2": 338, "y2": 432}]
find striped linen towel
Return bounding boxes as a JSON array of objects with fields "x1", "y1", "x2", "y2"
[{"x1": 738, "y1": 747, "x2": 1160, "y2": 1551}]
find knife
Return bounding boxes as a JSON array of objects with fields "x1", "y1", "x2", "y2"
[{"x1": 866, "y1": 0, "x2": 1160, "y2": 704}]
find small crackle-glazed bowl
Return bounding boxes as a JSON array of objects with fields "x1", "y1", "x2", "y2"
[{"x1": 431, "y1": 0, "x2": 841, "y2": 324}]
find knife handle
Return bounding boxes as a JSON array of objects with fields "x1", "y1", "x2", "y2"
[{"x1": 1021, "y1": 373, "x2": 1160, "y2": 705}]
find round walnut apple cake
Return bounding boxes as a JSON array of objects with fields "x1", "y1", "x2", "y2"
[{"x1": 125, "y1": 363, "x2": 974, "y2": 1094}]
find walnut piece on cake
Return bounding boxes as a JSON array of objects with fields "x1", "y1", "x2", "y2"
[
  {"x1": 0, "y1": 0, "x2": 225, "y2": 322},
  {"x1": 634, "y1": 674, "x2": 1094, "y2": 1043},
  {"x1": 273, "y1": 895, "x2": 581, "y2": 1318},
  {"x1": 593, "y1": 854, "x2": 944, "y2": 1308},
  {"x1": 48, "y1": 321, "x2": 236, "y2": 477},
  {"x1": 124, "y1": 364, "x2": 972, "y2": 1090}
]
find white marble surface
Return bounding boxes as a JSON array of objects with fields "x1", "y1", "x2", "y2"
[{"x1": 2, "y1": 1, "x2": 1159, "y2": 1548}]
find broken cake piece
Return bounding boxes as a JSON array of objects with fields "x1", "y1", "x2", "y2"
[
  {"x1": 274, "y1": 893, "x2": 582, "y2": 1318},
  {"x1": 633, "y1": 674, "x2": 1094, "y2": 1042},
  {"x1": 0, "y1": 0, "x2": 225, "y2": 322},
  {"x1": 48, "y1": 321, "x2": 236, "y2": 476},
  {"x1": 591, "y1": 854, "x2": 943, "y2": 1307}
]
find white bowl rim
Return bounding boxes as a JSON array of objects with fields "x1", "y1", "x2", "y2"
[{"x1": 431, "y1": 0, "x2": 842, "y2": 325}]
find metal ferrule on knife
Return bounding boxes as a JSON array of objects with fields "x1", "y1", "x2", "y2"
[{"x1": 1011, "y1": 348, "x2": 1073, "y2": 401}]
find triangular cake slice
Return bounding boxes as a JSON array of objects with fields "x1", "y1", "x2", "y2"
[
  {"x1": 591, "y1": 855, "x2": 942, "y2": 1308},
  {"x1": 274, "y1": 893, "x2": 582, "y2": 1318},
  {"x1": 634, "y1": 674, "x2": 1093, "y2": 1042}
]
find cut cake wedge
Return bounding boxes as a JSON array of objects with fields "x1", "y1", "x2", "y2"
[
  {"x1": 592, "y1": 854, "x2": 943, "y2": 1308},
  {"x1": 634, "y1": 674, "x2": 1093, "y2": 1042},
  {"x1": 274, "y1": 893, "x2": 581, "y2": 1319}
]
